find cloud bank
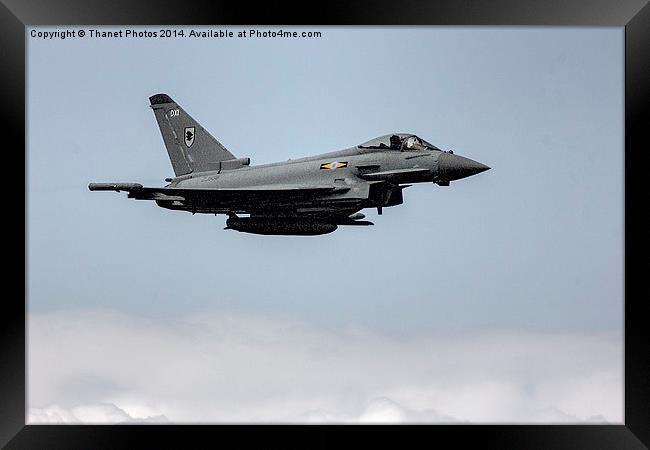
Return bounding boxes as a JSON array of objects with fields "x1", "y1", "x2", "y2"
[
  {"x1": 28, "y1": 310, "x2": 622, "y2": 423},
  {"x1": 29, "y1": 403, "x2": 168, "y2": 424}
]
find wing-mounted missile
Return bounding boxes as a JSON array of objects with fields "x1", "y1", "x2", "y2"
[
  {"x1": 89, "y1": 183, "x2": 185, "y2": 201},
  {"x1": 88, "y1": 182, "x2": 143, "y2": 192}
]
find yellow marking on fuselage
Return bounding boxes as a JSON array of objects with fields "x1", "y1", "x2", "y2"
[{"x1": 320, "y1": 161, "x2": 347, "y2": 170}]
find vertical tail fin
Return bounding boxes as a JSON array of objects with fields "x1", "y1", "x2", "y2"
[{"x1": 149, "y1": 93, "x2": 236, "y2": 176}]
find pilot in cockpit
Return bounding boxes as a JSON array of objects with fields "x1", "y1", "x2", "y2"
[
  {"x1": 389, "y1": 134, "x2": 402, "y2": 150},
  {"x1": 375, "y1": 135, "x2": 402, "y2": 150},
  {"x1": 358, "y1": 134, "x2": 441, "y2": 152},
  {"x1": 404, "y1": 136, "x2": 417, "y2": 149}
]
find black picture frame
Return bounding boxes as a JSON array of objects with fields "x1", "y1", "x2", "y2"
[{"x1": 2, "y1": 1, "x2": 648, "y2": 448}]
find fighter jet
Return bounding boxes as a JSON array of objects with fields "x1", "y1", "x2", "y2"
[{"x1": 89, "y1": 93, "x2": 490, "y2": 235}]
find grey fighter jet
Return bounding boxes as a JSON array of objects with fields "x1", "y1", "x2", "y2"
[{"x1": 89, "y1": 94, "x2": 490, "y2": 235}]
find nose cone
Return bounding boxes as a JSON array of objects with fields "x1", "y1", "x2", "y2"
[{"x1": 437, "y1": 152, "x2": 490, "y2": 181}]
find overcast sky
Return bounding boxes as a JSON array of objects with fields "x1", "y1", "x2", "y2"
[{"x1": 27, "y1": 26, "x2": 623, "y2": 423}]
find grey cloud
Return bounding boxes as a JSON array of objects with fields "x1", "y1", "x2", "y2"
[
  {"x1": 28, "y1": 309, "x2": 622, "y2": 424},
  {"x1": 29, "y1": 403, "x2": 168, "y2": 424}
]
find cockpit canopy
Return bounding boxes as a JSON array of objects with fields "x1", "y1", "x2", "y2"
[{"x1": 358, "y1": 134, "x2": 440, "y2": 152}]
